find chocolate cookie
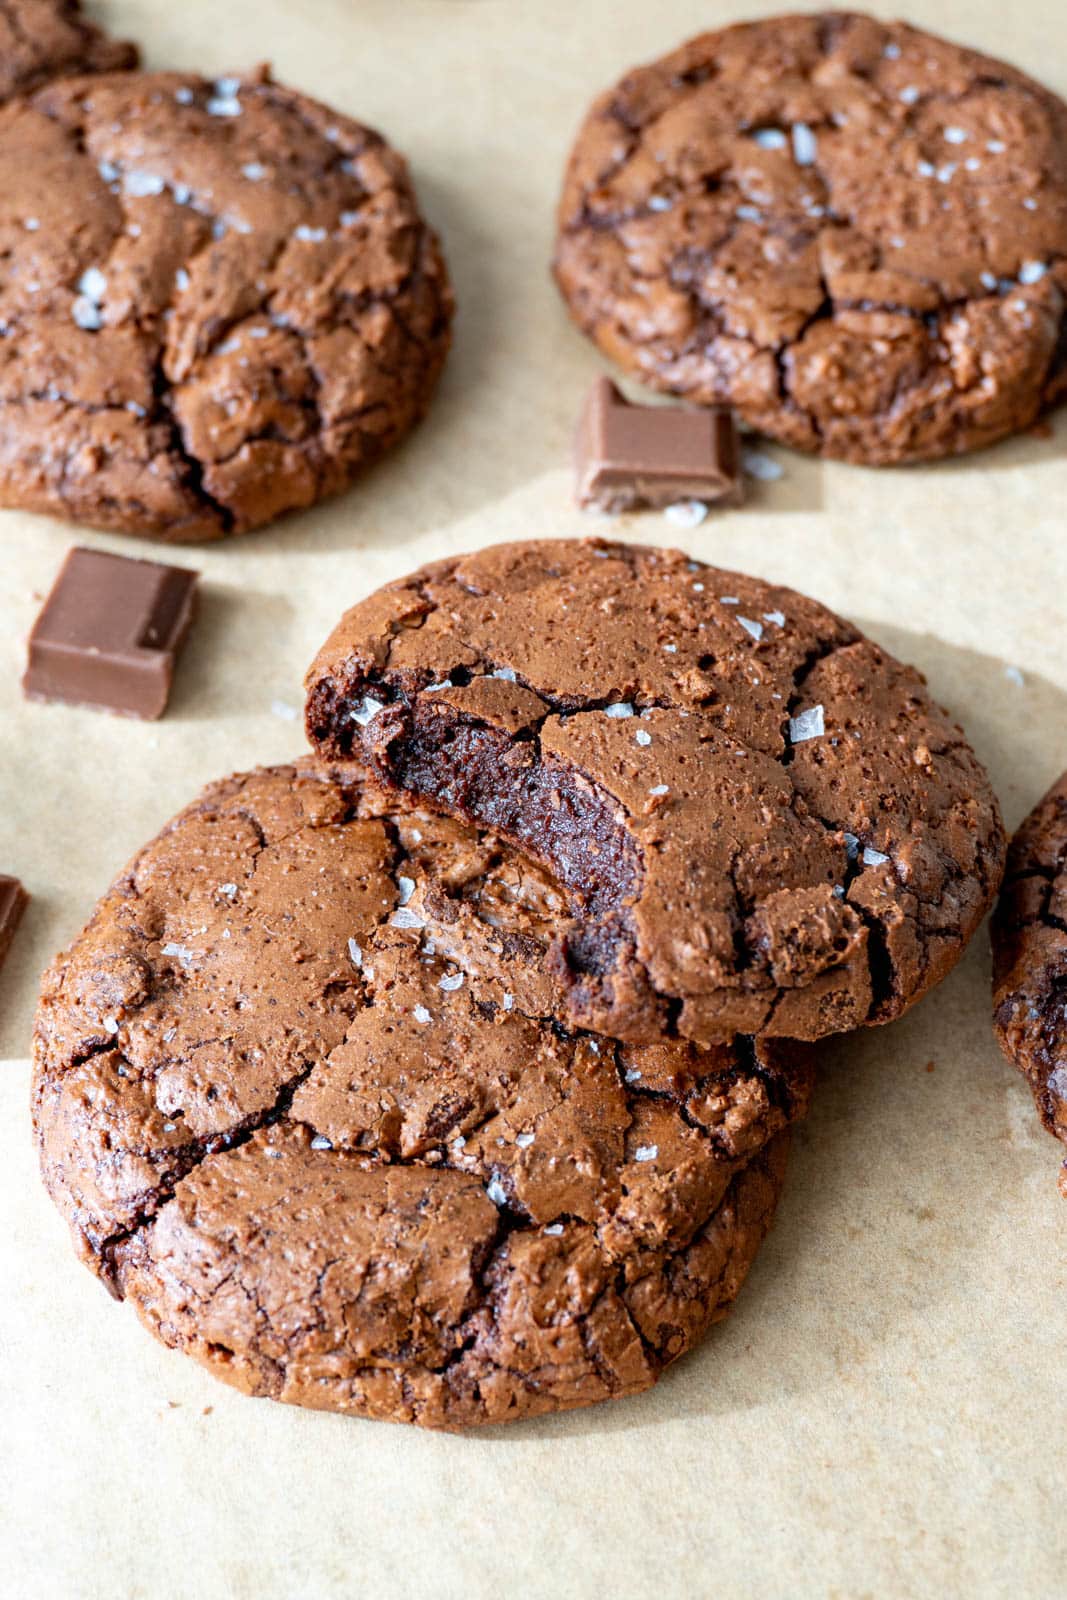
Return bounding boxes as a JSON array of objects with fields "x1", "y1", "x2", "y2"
[
  {"x1": 992, "y1": 772, "x2": 1067, "y2": 1186},
  {"x1": 305, "y1": 538, "x2": 1005, "y2": 1046},
  {"x1": 554, "y1": 13, "x2": 1067, "y2": 464},
  {"x1": 0, "y1": 69, "x2": 452, "y2": 540},
  {"x1": 32, "y1": 761, "x2": 813, "y2": 1428},
  {"x1": 0, "y1": 1, "x2": 136, "y2": 103}
]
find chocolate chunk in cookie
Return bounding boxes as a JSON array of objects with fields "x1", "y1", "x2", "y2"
[
  {"x1": 992, "y1": 772, "x2": 1067, "y2": 1187},
  {"x1": 0, "y1": 69, "x2": 452, "y2": 540},
  {"x1": 554, "y1": 13, "x2": 1067, "y2": 464},
  {"x1": 32, "y1": 761, "x2": 812, "y2": 1427},
  {"x1": 305, "y1": 538, "x2": 1005, "y2": 1047},
  {"x1": 0, "y1": 1, "x2": 136, "y2": 103}
]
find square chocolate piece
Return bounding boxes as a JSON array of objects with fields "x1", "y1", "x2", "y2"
[
  {"x1": 23, "y1": 547, "x2": 198, "y2": 720},
  {"x1": 0, "y1": 875, "x2": 28, "y2": 976},
  {"x1": 574, "y1": 376, "x2": 742, "y2": 513}
]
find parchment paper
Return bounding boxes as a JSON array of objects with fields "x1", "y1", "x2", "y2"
[{"x1": 2, "y1": 3, "x2": 1066, "y2": 1596}]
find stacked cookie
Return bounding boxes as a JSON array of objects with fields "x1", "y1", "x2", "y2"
[{"x1": 33, "y1": 539, "x2": 1006, "y2": 1427}]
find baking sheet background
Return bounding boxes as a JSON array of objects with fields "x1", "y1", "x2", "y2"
[{"x1": 2, "y1": 2, "x2": 1065, "y2": 1595}]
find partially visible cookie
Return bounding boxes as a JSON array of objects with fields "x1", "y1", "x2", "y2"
[
  {"x1": 992, "y1": 772, "x2": 1067, "y2": 1186},
  {"x1": 304, "y1": 538, "x2": 1006, "y2": 1048},
  {"x1": 32, "y1": 761, "x2": 813, "y2": 1428},
  {"x1": 0, "y1": 2, "x2": 136, "y2": 102},
  {"x1": 0, "y1": 69, "x2": 452, "y2": 540},
  {"x1": 554, "y1": 13, "x2": 1067, "y2": 464}
]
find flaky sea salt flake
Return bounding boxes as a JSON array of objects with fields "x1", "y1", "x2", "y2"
[
  {"x1": 789, "y1": 704, "x2": 825, "y2": 743},
  {"x1": 391, "y1": 906, "x2": 425, "y2": 930},
  {"x1": 350, "y1": 694, "x2": 384, "y2": 727},
  {"x1": 792, "y1": 123, "x2": 817, "y2": 165},
  {"x1": 664, "y1": 499, "x2": 708, "y2": 529},
  {"x1": 124, "y1": 170, "x2": 166, "y2": 197},
  {"x1": 72, "y1": 296, "x2": 102, "y2": 331},
  {"x1": 79, "y1": 267, "x2": 107, "y2": 300}
]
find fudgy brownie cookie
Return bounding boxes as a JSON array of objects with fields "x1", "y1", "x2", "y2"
[
  {"x1": 554, "y1": 13, "x2": 1067, "y2": 464},
  {"x1": 305, "y1": 539, "x2": 1006, "y2": 1046},
  {"x1": 0, "y1": 69, "x2": 452, "y2": 540},
  {"x1": 33, "y1": 761, "x2": 813, "y2": 1427},
  {"x1": 0, "y1": 1, "x2": 136, "y2": 103},
  {"x1": 992, "y1": 772, "x2": 1067, "y2": 1186}
]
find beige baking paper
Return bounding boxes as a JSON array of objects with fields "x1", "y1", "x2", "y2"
[{"x1": 1, "y1": 2, "x2": 1065, "y2": 1595}]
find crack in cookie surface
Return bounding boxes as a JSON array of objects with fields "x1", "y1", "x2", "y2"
[
  {"x1": 304, "y1": 538, "x2": 1005, "y2": 1046},
  {"x1": 0, "y1": 68, "x2": 452, "y2": 539},
  {"x1": 32, "y1": 760, "x2": 812, "y2": 1428},
  {"x1": 553, "y1": 12, "x2": 1067, "y2": 463}
]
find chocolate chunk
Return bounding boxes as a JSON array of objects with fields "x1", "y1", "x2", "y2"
[
  {"x1": 23, "y1": 546, "x2": 198, "y2": 719},
  {"x1": 0, "y1": 875, "x2": 28, "y2": 974},
  {"x1": 574, "y1": 377, "x2": 742, "y2": 513}
]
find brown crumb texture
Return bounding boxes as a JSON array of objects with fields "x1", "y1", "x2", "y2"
[
  {"x1": 0, "y1": 68, "x2": 452, "y2": 540},
  {"x1": 32, "y1": 760, "x2": 812, "y2": 1428},
  {"x1": 0, "y1": 1, "x2": 136, "y2": 102},
  {"x1": 992, "y1": 772, "x2": 1067, "y2": 1158},
  {"x1": 553, "y1": 12, "x2": 1067, "y2": 464},
  {"x1": 303, "y1": 538, "x2": 1005, "y2": 1047}
]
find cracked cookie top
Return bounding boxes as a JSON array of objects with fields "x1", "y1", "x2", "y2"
[
  {"x1": 304, "y1": 538, "x2": 1005, "y2": 1046},
  {"x1": 553, "y1": 12, "x2": 1067, "y2": 464},
  {"x1": 32, "y1": 761, "x2": 812, "y2": 1427},
  {"x1": 0, "y1": 1, "x2": 136, "y2": 103},
  {"x1": 0, "y1": 68, "x2": 452, "y2": 540},
  {"x1": 992, "y1": 771, "x2": 1067, "y2": 1187}
]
